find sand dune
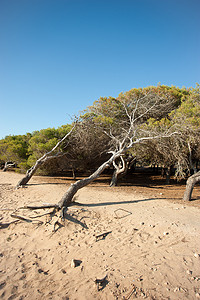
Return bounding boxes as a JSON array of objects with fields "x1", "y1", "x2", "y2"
[{"x1": 0, "y1": 171, "x2": 200, "y2": 299}]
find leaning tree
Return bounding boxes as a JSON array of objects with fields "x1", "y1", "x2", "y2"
[
  {"x1": 15, "y1": 86, "x2": 185, "y2": 215},
  {"x1": 0, "y1": 135, "x2": 30, "y2": 171},
  {"x1": 175, "y1": 85, "x2": 200, "y2": 201},
  {"x1": 90, "y1": 86, "x2": 185, "y2": 187},
  {"x1": 57, "y1": 86, "x2": 180, "y2": 209},
  {"x1": 16, "y1": 124, "x2": 75, "y2": 187}
]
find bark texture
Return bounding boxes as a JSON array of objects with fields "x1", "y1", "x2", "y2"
[
  {"x1": 110, "y1": 155, "x2": 136, "y2": 187},
  {"x1": 110, "y1": 156, "x2": 126, "y2": 187},
  {"x1": 16, "y1": 160, "x2": 43, "y2": 187},
  {"x1": 183, "y1": 170, "x2": 200, "y2": 201},
  {"x1": 58, "y1": 152, "x2": 122, "y2": 208},
  {"x1": 110, "y1": 170, "x2": 119, "y2": 187}
]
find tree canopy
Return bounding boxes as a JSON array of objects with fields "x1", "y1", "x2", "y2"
[{"x1": 0, "y1": 84, "x2": 199, "y2": 182}]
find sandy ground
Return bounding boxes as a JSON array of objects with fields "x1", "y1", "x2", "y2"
[{"x1": 0, "y1": 171, "x2": 200, "y2": 300}]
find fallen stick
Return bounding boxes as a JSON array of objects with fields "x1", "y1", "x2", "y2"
[
  {"x1": 95, "y1": 231, "x2": 112, "y2": 241},
  {"x1": 123, "y1": 285, "x2": 136, "y2": 300},
  {"x1": 11, "y1": 214, "x2": 32, "y2": 222},
  {"x1": 53, "y1": 219, "x2": 64, "y2": 232},
  {"x1": 19, "y1": 204, "x2": 59, "y2": 210},
  {"x1": 27, "y1": 211, "x2": 55, "y2": 219},
  {"x1": 0, "y1": 220, "x2": 19, "y2": 229},
  {"x1": 10, "y1": 214, "x2": 43, "y2": 225}
]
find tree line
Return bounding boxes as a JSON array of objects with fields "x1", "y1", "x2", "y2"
[{"x1": 0, "y1": 84, "x2": 200, "y2": 203}]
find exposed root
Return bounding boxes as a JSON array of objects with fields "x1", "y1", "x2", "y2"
[
  {"x1": 27, "y1": 212, "x2": 56, "y2": 219},
  {"x1": 0, "y1": 220, "x2": 19, "y2": 229},
  {"x1": 53, "y1": 217, "x2": 64, "y2": 232},
  {"x1": 1, "y1": 200, "x2": 83, "y2": 232},
  {"x1": 10, "y1": 213, "x2": 43, "y2": 225},
  {"x1": 19, "y1": 204, "x2": 60, "y2": 210}
]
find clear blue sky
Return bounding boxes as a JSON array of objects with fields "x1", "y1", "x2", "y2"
[{"x1": 0, "y1": 0, "x2": 199, "y2": 138}]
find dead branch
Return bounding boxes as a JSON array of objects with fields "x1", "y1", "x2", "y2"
[
  {"x1": 0, "y1": 220, "x2": 19, "y2": 229},
  {"x1": 19, "y1": 204, "x2": 59, "y2": 210},
  {"x1": 16, "y1": 124, "x2": 76, "y2": 187},
  {"x1": 10, "y1": 213, "x2": 43, "y2": 225},
  {"x1": 95, "y1": 231, "x2": 112, "y2": 241}
]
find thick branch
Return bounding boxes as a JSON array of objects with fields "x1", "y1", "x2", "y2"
[
  {"x1": 183, "y1": 171, "x2": 200, "y2": 201},
  {"x1": 57, "y1": 150, "x2": 123, "y2": 208},
  {"x1": 16, "y1": 125, "x2": 75, "y2": 187},
  {"x1": 110, "y1": 155, "x2": 126, "y2": 187}
]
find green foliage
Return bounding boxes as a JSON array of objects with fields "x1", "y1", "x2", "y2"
[
  {"x1": 170, "y1": 86, "x2": 200, "y2": 131},
  {"x1": 26, "y1": 125, "x2": 72, "y2": 173},
  {"x1": 0, "y1": 124, "x2": 72, "y2": 173},
  {"x1": 0, "y1": 84, "x2": 198, "y2": 178},
  {"x1": 0, "y1": 134, "x2": 30, "y2": 165}
]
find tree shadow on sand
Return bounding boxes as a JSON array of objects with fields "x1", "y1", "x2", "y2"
[{"x1": 74, "y1": 197, "x2": 167, "y2": 208}]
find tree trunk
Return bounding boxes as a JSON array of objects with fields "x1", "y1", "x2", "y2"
[
  {"x1": 16, "y1": 126, "x2": 75, "y2": 187},
  {"x1": 110, "y1": 169, "x2": 118, "y2": 187},
  {"x1": 16, "y1": 160, "x2": 43, "y2": 187},
  {"x1": 161, "y1": 167, "x2": 165, "y2": 178},
  {"x1": 58, "y1": 151, "x2": 122, "y2": 208},
  {"x1": 183, "y1": 170, "x2": 200, "y2": 201},
  {"x1": 109, "y1": 155, "x2": 134, "y2": 187},
  {"x1": 3, "y1": 162, "x2": 15, "y2": 172},
  {"x1": 110, "y1": 156, "x2": 126, "y2": 187},
  {"x1": 3, "y1": 162, "x2": 9, "y2": 172},
  {"x1": 188, "y1": 141, "x2": 197, "y2": 175},
  {"x1": 165, "y1": 166, "x2": 172, "y2": 184}
]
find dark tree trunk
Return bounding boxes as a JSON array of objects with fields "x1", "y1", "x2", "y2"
[
  {"x1": 110, "y1": 155, "x2": 127, "y2": 187},
  {"x1": 110, "y1": 169, "x2": 118, "y2": 187},
  {"x1": 110, "y1": 155, "x2": 135, "y2": 187},
  {"x1": 188, "y1": 142, "x2": 197, "y2": 175},
  {"x1": 183, "y1": 171, "x2": 200, "y2": 201},
  {"x1": 165, "y1": 166, "x2": 171, "y2": 184},
  {"x1": 161, "y1": 167, "x2": 165, "y2": 178}
]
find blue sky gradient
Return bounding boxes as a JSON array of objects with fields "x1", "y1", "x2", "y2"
[{"x1": 0, "y1": 0, "x2": 199, "y2": 138}]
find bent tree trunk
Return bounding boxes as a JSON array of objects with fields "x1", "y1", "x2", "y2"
[
  {"x1": 110, "y1": 155, "x2": 136, "y2": 187},
  {"x1": 16, "y1": 160, "x2": 43, "y2": 187},
  {"x1": 110, "y1": 169, "x2": 118, "y2": 187},
  {"x1": 183, "y1": 171, "x2": 200, "y2": 201},
  {"x1": 16, "y1": 152, "x2": 68, "y2": 187},
  {"x1": 58, "y1": 151, "x2": 123, "y2": 208},
  {"x1": 16, "y1": 125, "x2": 75, "y2": 187},
  {"x1": 110, "y1": 156, "x2": 126, "y2": 187},
  {"x1": 3, "y1": 162, "x2": 15, "y2": 172}
]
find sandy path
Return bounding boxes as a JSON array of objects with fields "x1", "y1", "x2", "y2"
[{"x1": 0, "y1": 172, "x2": 200, "y2": 299}]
